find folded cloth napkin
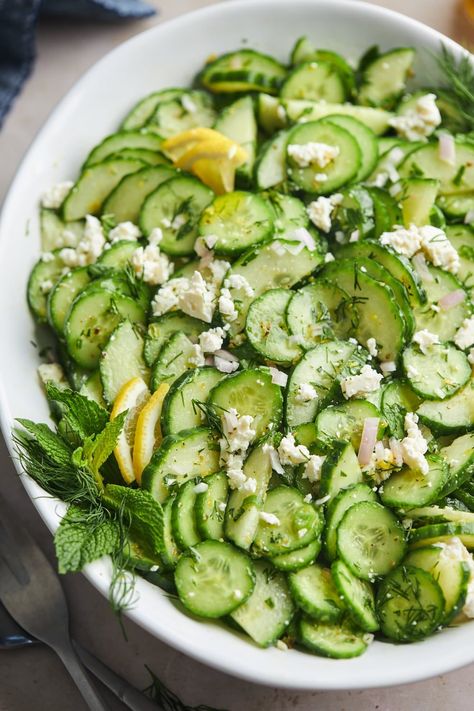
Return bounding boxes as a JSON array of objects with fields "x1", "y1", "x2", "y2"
[{"x1": 0, "y1": 0, "x2": 156, "y2": 129}]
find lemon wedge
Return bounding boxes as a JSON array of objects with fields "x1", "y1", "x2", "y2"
[
  {"x1": 110, "y1": 376, "x2": 150, "y2": 484},
  {"x1": 132, "y1": 382, "x2": 170, "y2": 484},
  {"x1": 162, "y1": 127, "x2": 221, "y2": 161}
]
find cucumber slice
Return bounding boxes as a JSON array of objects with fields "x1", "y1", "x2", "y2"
[
  {"x1": 439, "y1": 193, "x2": 474, "y2": 219},
  {"x1": 62, "y1": 158, "x2": 145, "y2": 221},
  {"x1": 171, "y1": 479, "x2": 201, "y2": 550},
  {"x1": 399, "y1": 178, "x2": 439, "y2": 228},
  {"x1": 315, "y1": 400, "x2": 382, "y2": 451},
  {"x1": 162, "y1": 366, "x2": 224, "y2": 435},
  {"x1": 174, "y1": 540, "x2": 255, "y2": 618},
  {"x1": 330, "y1": 186, "x2": 375, "y2": 241},
  {"x1": 152, "y1": 92, "x2": 216, "y2": 137},
  {"x1": 408, "y1": 522, "x2": 474, "y2": 549},
  {"x1": 208, "y1": 368, "x2": 283, "y2": 441},
  {"x1": 271, "y1": 538, "x2": 321, "y2": 572},
  {"x1": 285, "y1": 340, "x2": 364, "y2": 427},
  {"x1": 400, "y1": 140, "x2": 474, "y2": 198},
  {"x1": 99, "y1": 320, "x2": 149, "y2": 405},
  {"x1": 403, "y1": 343, "x2": 471, "y2": 400},
  {"x1": 335, "y1": 240, "x2": 425, "y2": 308},
  {"x1": 245, "y1": 288, "x2": 302, "y2": 365},
  {"x1": 200, "y1": 49, "x2": 286, "y2": 95},
  {"x1": 230, "y1": 560, "x2": 295, "y2": 647},
  {"x1": 121, "y1": 88, "x2": 185, "y2": 130},
  {"x1": 439, "y1": 433, "x2": 474, "y2": 497},
  {"x1": 381, "y1": 380, "x2": 422, "y2": 439},
  {"x1": 404, "y1": 545, "x2": 471, "y2": 624},
  {"x1": 140, "y1": 175, "x2": 214, "y2": 257},
  {"x1": 319, "y1": 440, "x2": 363, "y2": 500},
  {"x1": 108, "y1": 147, "x2": 168, "y2": 166},
  {"x1": 321, "y1": 261, "x2": 406, "y2": 361},
  {"x1": 290, "y1": 42, "x2": 355, "y2": 95},
  {"x1": 281, "y1": 61, "x2": 346, "y2": 102},
  {"x1": 195, "y1": 471, "x2": 229, "y2": 541},
  {"x1": 254, "y1": 131, "x2": 289, "y2": 189},
  {"x1": 286, "y1": 281, "x2": 353, "y2": 350},
  {"x1": 298, "y1": 617, "x2": 369, "y2": 659},
  {"x1": 141, "y1": 427, "x2": 220, "y2": 502},
  {"x1": 47, "y1": 266, "x2": 91, "y2": 334},
  {"x1": 417, "y1": 377, "x2": 474, "y2": 435},
  {"x1": 412, "y1": 266, "x2": 469, "y2": 343},
  {"x1": 380, "y1": 455, "x2": 448, "y2": 509},
  {"x1": 144, "y1": 312, "x2": 206, "y2": 368},
  {"x1": 199, "y1": 191, "x2": 273, "y2": 256},
  {"x1": 102, "y1": 165, "x2": 176, "y2": 224},
  {"x1": 213, "y1": 96, "x2": 257, "y2": 182},
  {"x1": 253, "y1": 486, "x2": 323, "y2": 556},
  {"x1": 325, "y1": 115, "x2": 378, "y2": 182},
  {"x1": 27, "y1": 250, "x2": 67, "y2": 323},
  {"x1": 445, "y1": 224, "x2": 474, "y2": 296},
  {"x1": 368, "y1": 187, "x2": 403, "y2": 239},
  {"x1": 324, "y1": 483, "x2": 378, "y2": 561},
  {"x1": 40, "y1": 208, "x2": 83, "y2": 252},
  {"x1": 267, "y1": 192, "x2": 309, "y2": 235},
  {"x1": 95, "y1": 240, "x2": 137, "y2": 269},
  {"x1": 161, "y1": 496, "x2": 180, "y2": 569},
  {"x1": 376, "y1": 565, "x2": 445, "y2": 641},
  {"x1": 223, "y1": 238, "x2": 323, "y2": 336},
  {"x1": 79, "y1": 370, "x2": 106, "y2": 407},
  {"x1": 286, "y1": 120, "x2": 361, "y2": 194},
  {"x1": 331, "y1": 560, "x2": 379, "y2": 632},
  {"x1": 64, "y1": 288, "x2": 145, "y2": 369},
  {"x1": 150, "y1": 332, "x2": 198, "y2": 389},
  {"x1": 358, "y1": 47, "x2": 415, "y2": 109},
  {"x1": 83, "y1": 130, "x2": 163, "y2": 168},
  {"x1": 337, "y1": 501, "x2": 406, "y2": 580},
  {"x1": 289, "y1": 564, "x2": 344, "y2": 622},
  {"x1": 404, "y1": 506, "x2": 474, "y2": 526}
]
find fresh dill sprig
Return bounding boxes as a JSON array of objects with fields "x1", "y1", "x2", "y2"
[
  {"x1": 143, "y1": 665, "x2": 226, "y2": 711},
  {"x1": 191, "y1": 399, "x2": 226, "y2": 437},
  {"x1": 435, "y1": 44, "x2": 474, "y2": 132}
]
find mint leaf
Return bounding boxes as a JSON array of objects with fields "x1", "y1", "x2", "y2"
[
  {"x1": 54, "y1": 505, "x2": 120, "y2": 574},
  {"x1": 103, "y1": 485, "x2": 164, "y2": 561},
  {"x1": 16, "y1": 419, "x2": 72, "y2": 466},
  {"x1": 81, "y1": 412, "x2": 127, "y2": 478},
  {"x1": 45, "y1": 384, "x2": 109, "y2": 441}
]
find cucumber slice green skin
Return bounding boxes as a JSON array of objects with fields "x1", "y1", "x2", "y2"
[
  {"x1": 380, "y1": 455, "x2": 448, "y2": 510},
  {"x1": 445, "y1": 224, "x2": 474, "y2": 297},
  {"x1": 195, "y1": 472, "x2": 229, "y2": 541},
  {"x1": 79, "y1": 370, "x2": 106, "y2": 407},
  {"x1": 141, "y1": 427, "x2": 220, "y2": 503},
  {"x1": 298, "y1": 617, "x2": 369, "y2": 659},
  {"x1": 213, "y1": 95, "x2": 257, "y2": 183},
  {"x1": 253, "y1": 486, "x2": 324, "y2": 557},
  {"x1": 96, "y1": 240, "x2": 137, "y2": 269},
  {"x1": 150, "y1": 332, "x2": 196, "y2": 390},
  {"x1": 199, "y1": 49, "x2": 286, "y2": 95},
  {"x1": 99, "y1": 320, "x2": 149, "y2": 405},
  {"x1": 280, "y1": 61, "x2": 347, "y2": 103},
  {"x1": 319, "y1": 440, "x2": 363, "y2": 500},
  {"x1": 83, "y1": 129, "x2": 163, "y2": 168},
  {"x1": 408, "y1": 522, "x2": 474, "y2": 550},
  {"x1": 337, "y1": 501, "x2": 406, "y2": 580},
  {"x1": 403, "y1": 343, "x2": 471, "y2": 401},
  {"x1": 325, "y1": 115, "x2": 378, "y2": 183},
  {"x1": 230, "y1": 560, "x2": 295, "y2": 647},
  {"x1": 40, "y1": 208, "x2": 83, "y2": 252},
  {"x1": 404, "y1": 506, "x2": 474, "y2": 527},
  {"x1": 245, "y1": 288, "x2": 302, "y2": 365},
  {"x1": 413, "y1": 266, "x2": 469, "y2": 342},
  {"x1": 103, "y1": 165, "x2": 176, "y2": 224},
  {"x1": 381, "y1": 380, "x2": 422, "y2": 440},
  {"x1": 400, "y1": 140, "x2": 474, "y2": 198},
  {"x1": 368, "y1": 187, "x2": 403, "y2": 241},
  {"x1": 121, "y1": 88, "x2": 185, "y2": 131},
  {"x1": 315, "y1": 400, "x2": 383, "y2": 452},
  {"x1": 47, "y1": 267, "x2": 91, "y2": 334},
  {"x1": 399, "y1": 178, "x2": 439, "y2": 228},
  {"x1": 174, "y1": 540, "x2": 256, "y2": 619},
  {"x1": 286, "y1": 120, "x2": 361, "y2": 194},
  {"x1": 162, "y1": 367, "x2": 225, "y2": 436},
  {"x1": 171, "y1": 479, "x2": 201, "y2": 550},
  {"x1": 254, "y1": 131, "x2": 289, "y2": 190},
  {"x1": 144, "y1": 312, "x2": 206, "y2": 368},
  {"x1": 376, "y1": 565, "x2": 445, "y2": 642},
  {"x1": 324, "y1": 483, "x2": 378, "y2": 561},
  {"x1": 289, "y1": 564, "x2": 345, "y2": 622},
  {"x1": 439, "y1": 433, "x2": 474, "y2": 497},
  {"x1": 152, "y1": 92, "x2": 216, "y2": 138},
  {"x1": 271, "y1": 538, "x2": 321, "y2": 572},
  {"x1": 417, "y1": 378, "x2": 474, "y2": 435},
  {"x1": 208, "y1": 368, "x2": 283, "y2": 442},
  {"x1": 266, "y1": 192, "x2": 309, "y2": 235},
  {"x1": 27, "y1": 250, "x2": 67, "y2": 323},
  {"x1": 199, "y1": 191, "x2": 274, "y2": 257},
  {"x1": 358, "y1": 48, "x2": 415, "y2": 110},
  {"x1": 140, "y1": 175, "x2": 214, "y2": 257},
  {"x1": 404, "y1": 545, "x2": 471, "y2": 624},
  {"x1": 290, "y1": 40, "x2": 355, "y2": 96},
  {"x1": 331, "y1": 559, "x2": 379, "y2": 632},
  {"x1": 330, "y1": 186, "x2": 376, "y2": 241},
  {"x1": 161, "y1": 496, "x2": 180, "y2": 569}
]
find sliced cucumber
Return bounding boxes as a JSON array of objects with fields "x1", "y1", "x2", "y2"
[
  {"x1": 319, "y1": 440, "x2": 363, "y2": 500},
  {"x1": 325, "y1": 115, "x2": 378, "y2": 182},
  {"x1": 445, "y1": 224, "x2": 474, "y2": 296},
  {"x1": 174, "y1": 540, "x2": 255, "y2": 618},
  {"x1": 404, "y1": 506, "x2": 474, "y2": 527},
  {"x1": 331, "y1": 559, "x2": 379, "y2": 632},
  {"x1": 200, "y1": 49, "x2": 286, "y2": 95},
  {"x1": 298, "y1": 617, "x2": 369, "y2": 659},
  {"x1": 289, "y1": 564, "x2": 344, "y2": 622},
  {"x1": 47, "y1": 266, "x2": 91, "y2": 334},
  {"x1": 99, "y1": 320, "x2": 149, "y2": 404},
  {"x1": 254, "y1": 131, "x2": 289, "y2": 189},
  {"x1": 408, "y1": 522, "x2": 474, "y2": 550},
  {"x1": 417, "y1": 377, "x2": 474, "y2": 435},
  {"x1": 83, "y1": 130, "x2": 163, "y2": 168},
  {"x1": 358, "y1": 47, "x2": 415, "y2": 109},
  {"x1": 194, "y1": 471, "x2": 229, "y2": 541},
  {"x1": 380, "y1": 455, "x2": 448, "y2": 510},
  {"x1": 27, "y1": 250, "x2": 67, "y2": 323},
  {"x1": 381, "y1": 380, "x2": 422, "y2": 439},
  {"x1": 369, "y1": 186, "x2": 403, "y2": 238},
  {"x1": 103, "y1": 165, "x2": 176, "y2": 224},
  {"x1": 79, "y1": 370, "x2": 106, "y2": 407},
  {"x1": 324, "y1": 483, "x2": 378, "y2": 561},
  {"x1": 171, "y1": 478, "x2": 201, "y2": 550},
  {"x1": 40, "y1": 208, "x2": 83, "y2": 252},
  {"x1": 150, "y1": 332, "x2": 198, "y2": 389},
  {"x1": 245, "y1": 288, "x2": 302, "y2": 365},
  {"x1": 286, "y1": 281, "x2": 353, "y2": 350},
  {"x1": 439, "y1": 433, "x2": 474, "y2": 497},
  {"x1": 162, "y1": 367, "x2": 224, "y2": 435},
  {"x1": 141, "y1": 427, "x2": 220, "y2": 502},
  {"x1": 281, "y1": 61, "x2": 346, "y2": 102},
  {"x1": 152, "y1": 91, "x2": 216, "y2": 138},
  {"x1": 413, "y1": 266, "x2": 469, "y2": 343},
  {"x1": 267, "y1": 192, "x2": 309, "y2": 235},
  {"x1": 213, "y1": 95, "x2": 257, "y2": 182},
  {"x1": 400, "y1": 140, "x2": 474, "y2": 199},
  {"x1": 315, "y1": 400, "x2": 382, "y2": 452},
  {"x1": 121, "y1": 88, "x2": 185, "y2": 130},
  {"x1": 330, "y1": 185, "x2": 375, "y2": 241},
  {"x1": 144, "y1": 312, "x2": 206, "y2": 368},
  {"x1": 161, "y1": 496, "x2": 180, "y2": 569},
  {"x1": 403, "y1": 342, "x2": 471, "y2": 400},
  {"x1": 399, "y1": 178, "x2": 439, "y2": 228},
  {"x1": 271, "y1": 538, "x2": 321, "y2": 572},
  {"x1": 96, "y1": 240, "x2": 137, "y2": 269}
]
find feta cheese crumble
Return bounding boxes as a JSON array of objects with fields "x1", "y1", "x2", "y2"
[
  {"x1": 368, "y1": 147, "x2": 405, "y2": 187},
  {"x1": 401, "y1": 412, "x2": 429, "y2": 476},
  {"x1": 437, "y1": 537, "x2": 474, "y2": 618},
  {"x1": 259, "y1": 512, "x2": 280, "y2": 526},
  {"x1": 454, "y1": 316, "x2": 474, "y2": 350},
  {"x1": 412, "y1": 329, "x2": 440, "y2": 354},
  {"x1": 218, "y1": 287, "x2": 238, "y2": 323},
  {"x1": 380, "y1": 224, "x2": 459, "y2": 274},
  {"x1": 296, "y1": 382, "x2": 317, "y2": 403},
  {"x1": 193, "y1": 482, "x2": 209, "y2": 494},
  {"x1": 303, "y1": 454, "x2": 326, "y2": 483},
  {"x1": 277, "y1": 433, "x2": 309, "y2": 466},
  {"x1": 340, "y1": 365, "x2": 383, "y2": 399},
  {"x1": 388, "y1": 93, "x2": 441, "y2": 141},
  {"x1": 199, "y1": 327, "x2": 226, "y2": 354},
  {"x1": 41, "y1": 181, "x2": 73, "y2": 209},
  {"x1": 59, "y1": 214, "x2": 105, "y2": 267},
  {"x1": 306, "y1": 193, "x2": 343, "y2": 233},
  {"x1": 219, "y1": 409, "x2": 256, "y2": 492},
  {"x1": 287, "y1": 142, "x2": 340, "y2": 168},
  {"x1": 366, "y1": 338, "x2": 378, "y2": 358},
  {"x1": 224, "y1": 274, "x2": 254, "y2": 298},
  {"x1": 131, "y1": 244, "x2": 174, "y2": 285},
  {"x1": 108, "y1": 221, "x2": 141, "y2": 243},
  {"x1": 188, "y1": 343, "x2": 205, "y2": 367}
]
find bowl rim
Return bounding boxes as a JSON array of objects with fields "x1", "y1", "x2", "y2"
[{"x1": 1, "y1": 0, "x2": 473, "y2": 691}]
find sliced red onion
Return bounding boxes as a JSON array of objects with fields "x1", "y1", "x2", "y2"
[
  {"x1": 358, "y1": 417, "x2": 379, "y2": 466},
  {"x1": 438, "y1": 289, "x2": 466, "y2": 311},
  {"x1": 389, "y1": 437, "x2": 404, "y2": 467},
  {"x1": 204, "y1": 355, "x2": 214, "y2": 366},
  {"x1": 412, "y1": 252, "x2": 433, "y2": 282},
  {"x1": 268, "y1": 367, "x2": 288, "y2": 387},
  {"x1": 438, "y1": 133, "x2": 456, "y2": 165}
]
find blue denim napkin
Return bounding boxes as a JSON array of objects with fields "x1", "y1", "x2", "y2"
[{"x1": 0, "y1": 0, "x2": 156, "y2": 129}]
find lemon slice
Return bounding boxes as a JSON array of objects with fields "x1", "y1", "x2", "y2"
[
  {"x1": 132, "y1": 382, "x2": 170, "y2": 484},
  {"x1": 110, "y1": 376, "x2": 150, "y2": 484},
  {"x1": 163, "y1": 127, "x2": 220, "y2": 161}
]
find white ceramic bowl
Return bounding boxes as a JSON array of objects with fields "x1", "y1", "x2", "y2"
[{"x1": 0, "y1": 0, "x2": 472, "y2": 690}]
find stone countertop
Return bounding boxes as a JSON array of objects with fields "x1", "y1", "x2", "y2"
[{"x1": 0, "y1": 1, "x2": 473, "y2": 709}]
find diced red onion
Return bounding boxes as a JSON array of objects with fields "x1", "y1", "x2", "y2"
[
  {"x1": 438, "y1": 289, "x2": 465, "y2": 311},
  {"x1": 438, "y1": 133, "x2": 456, "y2": 165},
  {"x1": 389, "y1": 437, "x2": 404, "y2": 467},
  {"x1": 412, "y1": 252, "x2": 433, "y2": 282},
  {"x1": 214, "y1": 349, "x2": 239, "y2": 363},
  {"x1": 358, "y1": 417, "x2": 379, "y2": 466},
  {"x1": 268, "y1": 367, "x2": 288, "y2": 387},
  {"x1": 204, "y1": 355, "x2": 214, "y2": 366}
]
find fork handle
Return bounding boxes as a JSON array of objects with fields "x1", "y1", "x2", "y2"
[{"x1": 52, "y1": 640, "x2": 110, "y2": 711}]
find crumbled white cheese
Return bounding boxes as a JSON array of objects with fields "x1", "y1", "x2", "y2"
[
  {"x1": 177, "y1": 271, "x2": 216, "y2": 323},
  {"x1": 368, "y1": 147, "x2": 405, "y2": 187},
  {"x1": 340, "y1": 365, "x2": 383, "y2": 399},
  {"x1": 306, "y1": 193, "x2": 343, "y2": 233},
  {"x1": 131, "y1": 244, "x2": 174, "y2": 285},
  {"x1": 277, "y1": 433, "x2": 310, "y2": 466},
  {"x1": 314, "y1": 173, "x2": 328, "y2": 183},
  {"x1": 224, "y1": 274, "x2": 255, "y2": 298},
  {"x1": 401, "y1": 412, "x2": 429, "y2": 475},
  {"x1": 193, "y1": 482, "x2": 209, "y2": 494},
  {"x1": 464, "y1": 210, "x2": 474, "y2": 225},
  {"x1": 240, "y1": 477, "x2": 257, "y2": 493},
  {"x1": 259, "y1": 511, "x2": 281, "y2": 526},
  {"x1": 406, "y1": 364, "x2": 419, "y2": 379},
  {"x1": 221, "y1": 408, "x2": 255, "y2": 454},
  {"x1": 214, "y1": 354, "x2": 239, "y2": 373},
  {"x1": 199, "y1": 326, "x2": 226, "y2": 354},
  {"x1": 437, "y1": 537, "x2": 474, "y2": 618},
  {"x1": 171, "y1": 213, "x2": 187, "y2": 231},
  {"x1": 413, "y1": 329, "x2": 440, "y2": 354},
  {"x1": 276, "y1": 640, "x2": 288, "y2": 651},
  {"x1": 349, "y1": 229, "x2": 360, "y2": 243},
  {"x1": 108, "y1": 221, "x2": 141, "y2": 243},
  {"x1": 287, "y1": 142, "x2": 340, "y2": 168},
  {"x1": 366, "y1": 338, "x2": 378, "y2": 358},
  {"x1": 388, "y1": 93, "x2": 441, "y2": 141},
  {"x1": 148, "y1": 227, "x2": 163, "y2": 246},
  {"x1": 181, "y1": 94, "x2": 197, "y2": 113},
  {"x1": 454, "y1": 316, "x2": 474, "y2": 350},
  {"x1": 151, "y1": 279, "x2": 183, "y2": 317},
  {"x1": 285, "y1": 227, "x2": 316, "y2": 252},
  {"x1": 380, "y1": 361, "x2": 396, "y2": 375},
  {"x1": 380, "y1": 223, "x2": 459, "y2": 274},
  {"x1": 324, "y1": 252, "x2": 335, "y2": 263},
  {"x1": 268, "y1": 367, "x2": 288, "y2": 387},
  {"x1": 41, "y1": 251, "x2": 55, "y2": 263},
  {"x1": 39, "y1": 279, "x2": 54, "y2": 294},
  {"x1": 303, "y1": 454, "x2": 326, "y2": 483},
  {"x1": 295, "y1": 383, "x2": 317, "y2": 403},
  {"x1": 188, "y1": 343, "x2": 205, "y2": 367},
  {"x1": 468, "y1": 348, "x2": 474, "y2": 365},
  {"x1": 380, "y1": 224, "x2": 422, "y2": 258},
  {"x1": 218, "y1": 287, "x2": 238, "y2": 323},
  {"x1": 59, "y1": 214, "x2": 105, "y2": 267},
  {"x1": 262, "y1": 443, "x2": 285, "y2": 474},
  {"x1": 41, "y1": 180, "x2": 73, "y2": 209},
  {"x1": 207, "y1": 258, "x2": 230, "y2": 288}
]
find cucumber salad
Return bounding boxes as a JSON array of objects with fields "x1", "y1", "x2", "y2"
[{"x1": 19, "y1": 39, "x2": 474, "y2": 659}]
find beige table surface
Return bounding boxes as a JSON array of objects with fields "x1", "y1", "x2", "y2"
[{"x1": 0, "y1": 1, "x2": 473, "y2": 709}]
